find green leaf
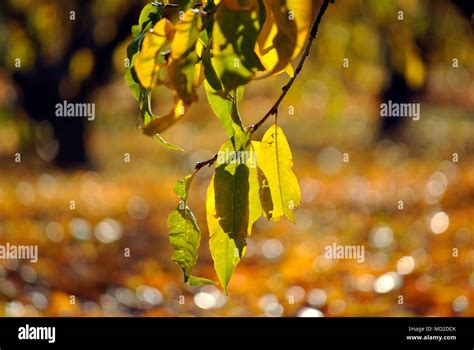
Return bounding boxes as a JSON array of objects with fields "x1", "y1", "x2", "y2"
[
  {"x1": 204, "y1": 81, "x2": 246, "y2": 140},
  {"x1": 206, "y1": 139, "x2": 262, "y2": 293},
  {"x1": 154, "y1": 133, "x2": 184, "y2": 152},
  {"x1": 187, "y1": 276, "x2": 216, "y2": 286},
  {"x1": 257, "y1": 124, "x2": 300, "y2": 222},
  {"x1": 168, "y1": 175, "x2": 208, "y2": 283},
  {"x1": 132, "y1": 3, "x2": 162, "y2": 38},
  {"x1": 211, "y1": 0, "x2": 265, "y2": 91},
  {"x1": 125, "y1": 66, "x2": 141, "y2": 101},
  {"x1": 201, "y1": 42, "x2": 222, "y2": 91},
  {"x1": 173, "y1": 175, "x2": 193, "y2": 201},
  {"x1": 168, "y1": 207, "x2": 201, "y2": 281}
]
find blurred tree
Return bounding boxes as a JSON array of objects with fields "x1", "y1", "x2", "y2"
[
  {"x1": 0, "y1": 0, "x2": 143, "y2": 167},
  {"x1": 379, "y1": 0, "x2": 473, "y2": 139}
]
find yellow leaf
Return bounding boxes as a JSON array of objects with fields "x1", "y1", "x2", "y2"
[
  {"x1": 171, "y1": 9, "x2": 202, "y2": 60},
  {"x1": 287, "y1": 0, "x2": 313, "y2": 60},
  {"x1": 135, "y1": 19, "x2": 174, "y2": 88},
  {"x1": 141, "y1": 96, "x2": 188, "y2": 135},
  {"x1": 256, "y1": 0, "x2": 298, "y2": 75},
  {"x1": 257, "y1": 125, "x2": 300, "y2": 222}
]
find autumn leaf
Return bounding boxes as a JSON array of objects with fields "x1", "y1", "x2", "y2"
[{"x1": 257, "y1": 124, "x2": 300, "y2": 222}]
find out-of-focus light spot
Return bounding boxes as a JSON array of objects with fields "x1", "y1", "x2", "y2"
[
  {"x1": 307, "y1": 288, "x2": 327, "y2": 307},
  {"x1": 397, "y1": 256, "x2": 415, "y2": 275},
  {"x1": 95, "y1": 218, "x2": 122, "y2": 243},
  {"x1": 426, "y1": 171, "x2": 448, "y2": 199},
  {"x1": 328, "y1": 299, "x2": 346, "y2": 315},
  {"x1": 5, "y1": 301, "x2": 25, "y2": 316},
  {"x1": 430, "y1": 211, "x2": 449, "y2": 234},
  {"x1": 127, "y1": 196, "x2": 150, "y2": 220},
  {"x1": 356, "y1": 274, "x2": 375, "y2": 292},
  {"x1": 100, "y1": 294, "x2": 118, "y2": 313},
  {"x1": 115, "y1": 288, "x2": 136, "y2": 307},
  {"x1": 317, "y1": 146, "x2": 342, "y2": 175},
  {"x1": 285, "y1": 286, "x2": 305, "y2": 303},
  {"x1": 0, "y1": 280, "x2": 16, "y2": 297},
  {"x1": 299, "y1": 177, "x2": 320, "y2": 203},
  {"x1": 69, "y1": 218, "x2": 92, "y2": 240},
  {"x1": 374, "y1": 273, "x2": 400, "y2": 293},
  {"x1": 16, "y1": 181, "x2": 36, "y2": 205},
  {"x1": 31, "y1": 291, "x2": 48, "y2": 309},
  {"x1": 452, "y1": 296, "x2": 468, "y2": 313},
  {"x1": 37, "y1": 174, "x2": 57, "y2": 199},
  {"x1": 46, "y1": 221, "x2": 64, "y2": 242},
  {"x1": 194, "y1": 292, "x2": 216, "y2": 310},
  {"x1": 264, "y1": 302, "x2": 284, "y2": 317},
  {"x1": 297, "y1": 307, "x2": 323, "y2": 317},
  {"x1": 20, "y1": 265, "x2": 37, "y2": 283},
  {"x1": 260, "y1": 239, "x2": 284, "y2": 260},
  {"x1": 369, "y1": 226, "x2": 393, "y2": 248},
  {"x1": 200, "y1": 285, "x2": 226, "y2": 308},
  {"x1": 136, "y1": 285, "x2": 163, "y2": 306},
  {"x1": 36, "y1": 139, "x2": 59, "y2": 162},
  {"x1": 258, "y1": 294, "x2": 278, "y2": 310}
]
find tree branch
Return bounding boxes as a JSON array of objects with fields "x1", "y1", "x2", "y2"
[{"x1": 194, "y1": 0, "x2": 333, "y2": 171}]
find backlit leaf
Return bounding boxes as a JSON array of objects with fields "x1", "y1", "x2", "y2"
[
  {"x1": 135, "y1": 18, "x2": 174, "y2": 88},
  {"x1": 204, "y1": 81, "x2": 245, "y2": 140},
  {"x1": 287, "y1": 0, "x2": 313, "y2": 60},
  {"x1": 211, "y1": 0, "x2": 265, "y2": 91},
  {"x1": 168, "y1": 175, "x2": 213, "y2": 284},
  {"x1": 187, "y1": 276, "x2": 216, "y2": 286},
  {"x1": 141, "y1": 95, "x2": 188, "y2": 135},
  {"x1": 256, "y1": 0, "x2": 298, "y2": 75},
  {"x1": 257, "y1": 124, "x2": 300, "y2": 222},
  {"x1": 206, "y1": 139, "x2": 262, "y2": 292},
  {"x1": 168, "y1": 207, "x2": 201, "y2": 282}
]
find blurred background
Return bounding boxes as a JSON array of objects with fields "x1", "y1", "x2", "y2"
[{"x1": 0, "y1": 0, "x2": 473, "y2": 316}]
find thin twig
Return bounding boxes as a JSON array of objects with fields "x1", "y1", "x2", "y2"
[
  {"x1": 194, "y1": 0, "x2": 333, "y2": 171},
  {"x1": 194, "y1": 153, "x2": 218, "y2": 171}
]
